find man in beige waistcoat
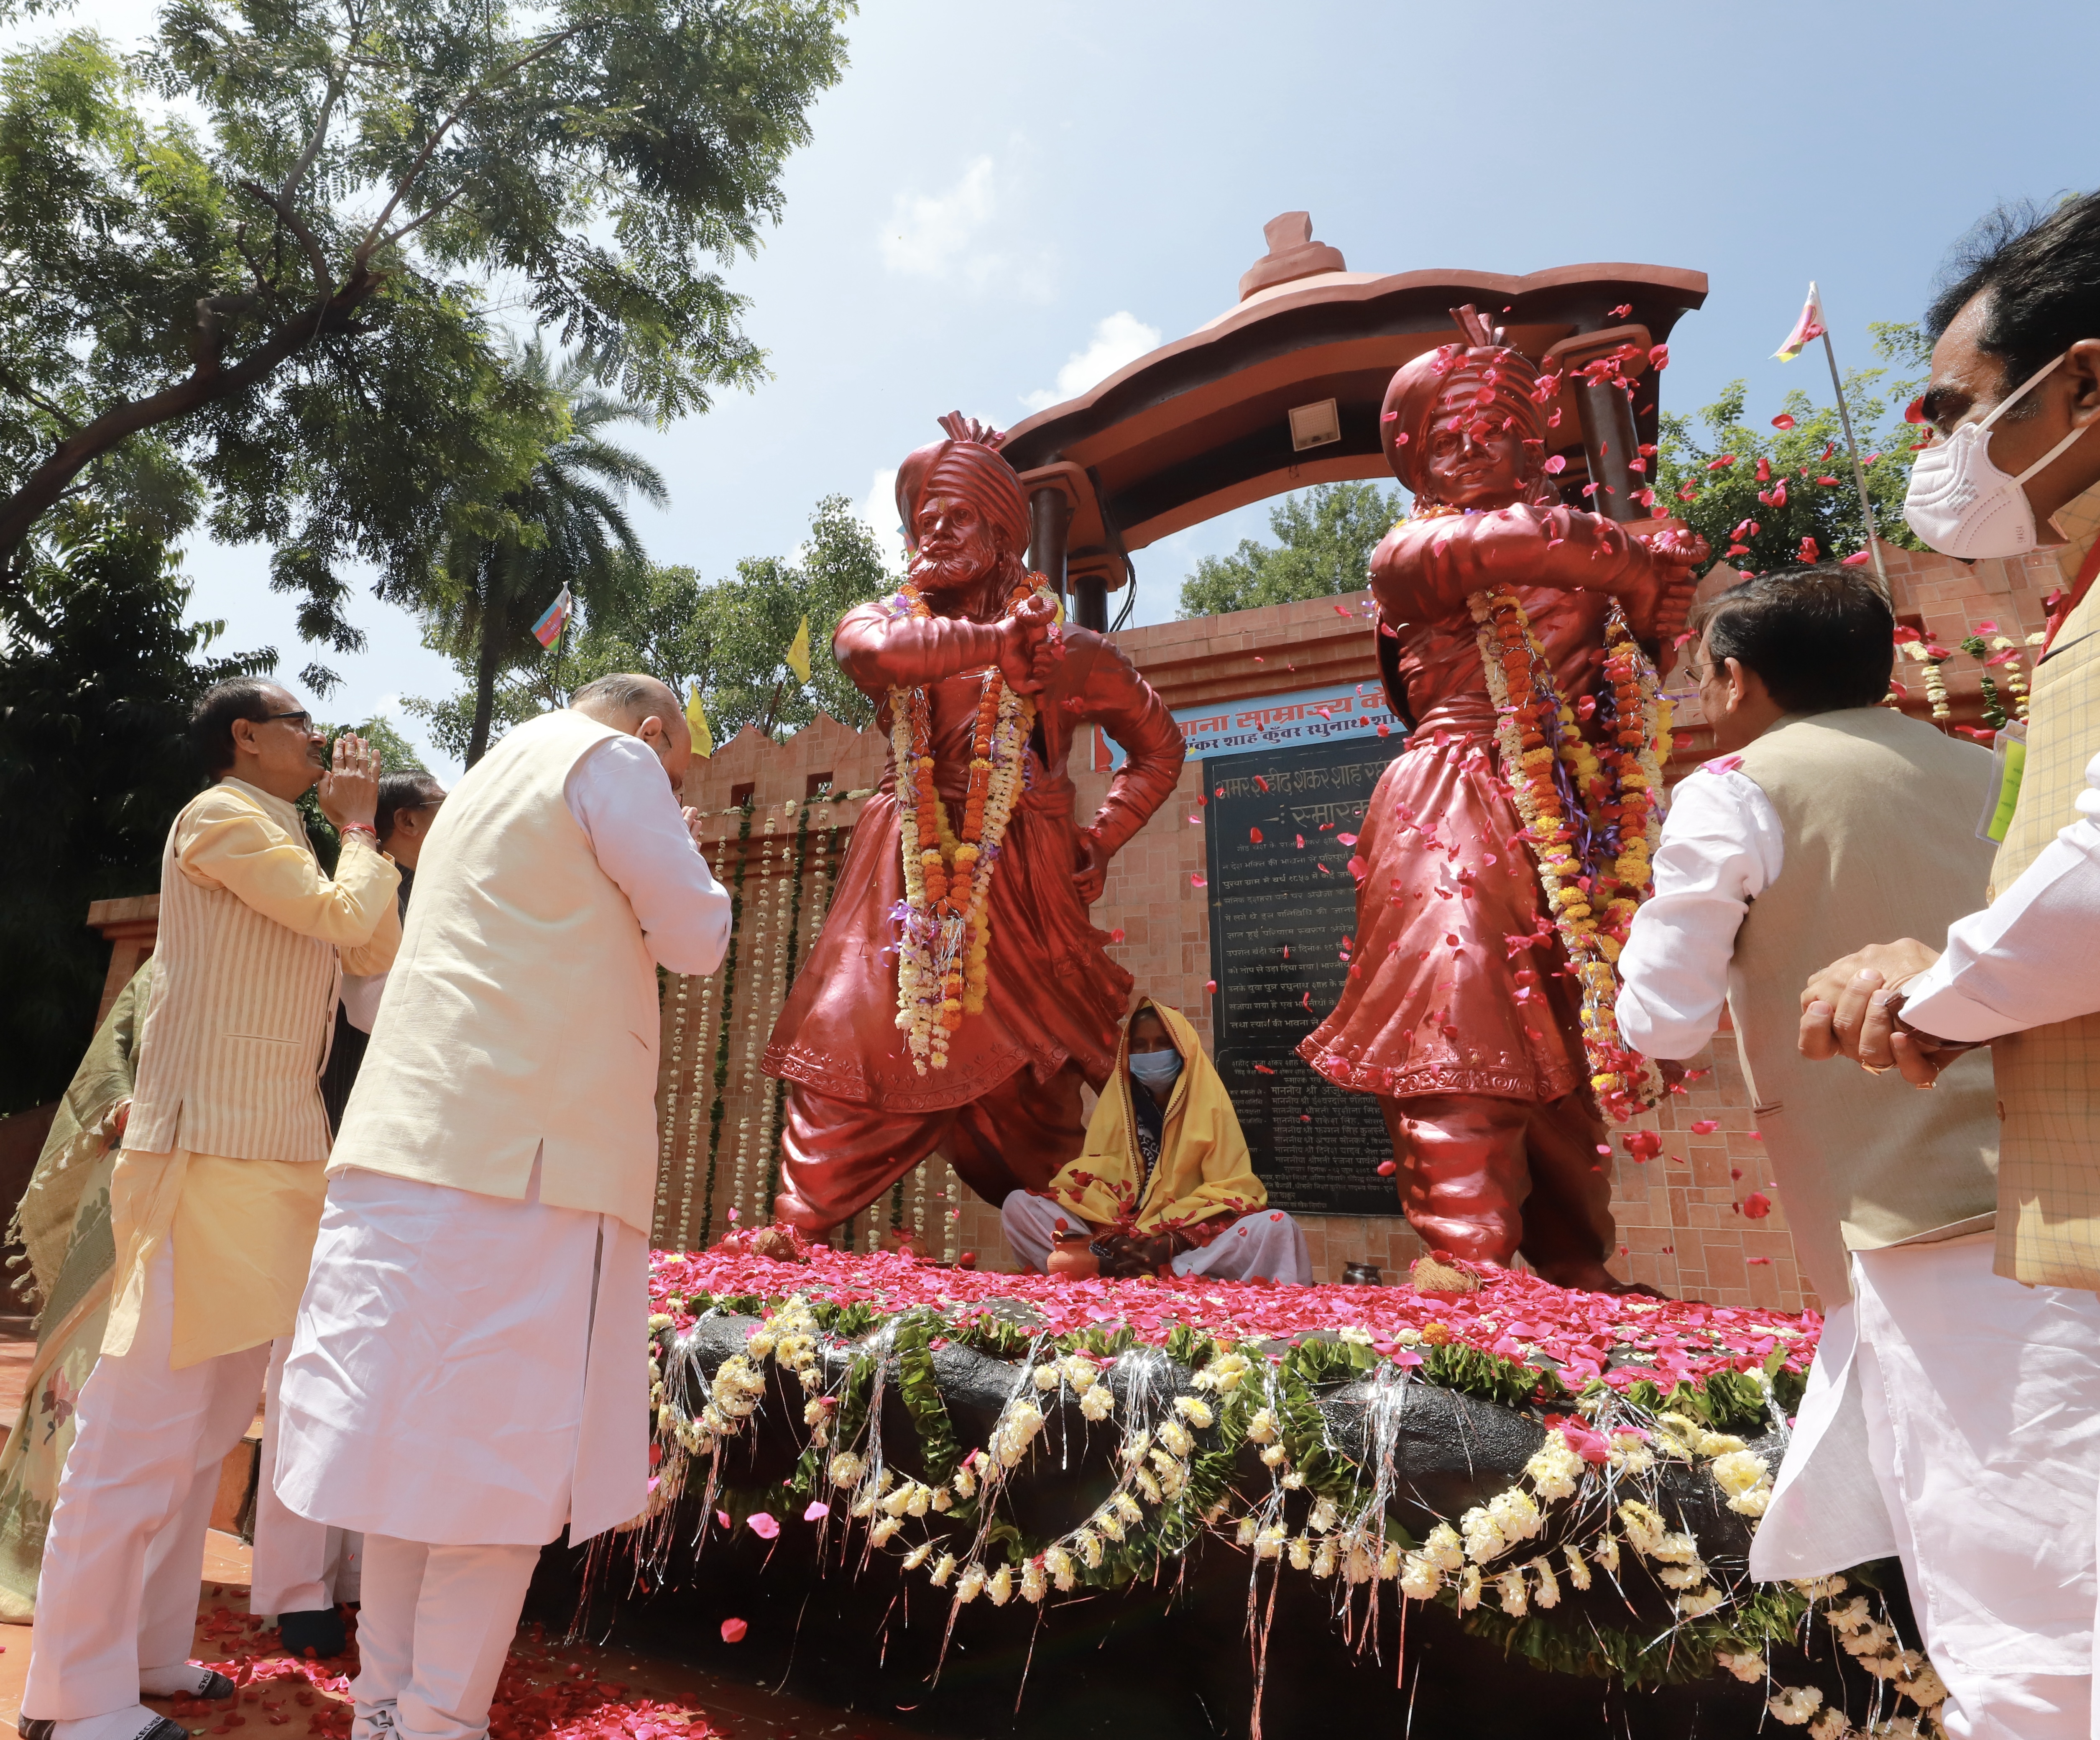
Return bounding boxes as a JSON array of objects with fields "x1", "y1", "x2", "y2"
[
  {"x1": 1613, "y1": 567, "x2": 2086, "y2": 1737},
  {"x1": 1800, "y1": 192, "x2": 2100, "y2": 1740},
  {"x1": 275, "y1": 675, "x2": 730, "y2": 1740},
  {"x1": 23, "y1": 680, "x2": 400, "y2": 1740}
]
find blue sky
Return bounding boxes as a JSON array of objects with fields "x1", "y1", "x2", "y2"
[{"x1": 23, "y1": 0, "x2": 2100, "y2": 773}]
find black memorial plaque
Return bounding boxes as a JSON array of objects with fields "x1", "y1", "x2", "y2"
[{"x1": 1204, "y1": 735, "x2": 1406, "y2": 1216}]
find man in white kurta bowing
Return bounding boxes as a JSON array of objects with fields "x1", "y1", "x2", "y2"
[{"x1": 275, "y1": 675, "x2": 730, "y2": 1740}]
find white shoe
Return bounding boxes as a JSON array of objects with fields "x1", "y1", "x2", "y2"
[
  {"x1": 20, "y1": 1705, "x2": 190, "y2": 1740},
  {"x1": 138, "y1": 1664, "x2": 235, "y2": 1700}
]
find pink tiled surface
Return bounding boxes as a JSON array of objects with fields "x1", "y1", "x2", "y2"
[{"x1": 657, "y1": 543, "x2": 2029, "y2": 1306}]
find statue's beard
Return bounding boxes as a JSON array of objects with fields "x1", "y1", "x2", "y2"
[
  {"x1": 913, "y1": 540, "x2": 1018, "y2": 617},
  {"x1": 914, "y1": 547, "x2": 991, "y2": 591}
]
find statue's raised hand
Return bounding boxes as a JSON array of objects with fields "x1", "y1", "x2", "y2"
[
  {"x1": 1641, "y1": 527, "x2": 1710, "y2": 573},
  {"x1": 998, "y1": 592, "x2": 1060, "y2": 694}
]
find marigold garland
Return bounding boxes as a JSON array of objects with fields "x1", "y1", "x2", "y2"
[
  {"x1": 1468, "y1": 582, "x2": 1671, "y2": 1122},
  {"x1": 888, "y1": 571, "x2": 1054, "y2": 1075}
]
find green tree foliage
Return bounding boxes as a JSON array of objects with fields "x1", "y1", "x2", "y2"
[
  {"x1": 406, "y1": 495, "x2": 893, "y2": 762},
  {"x1": 414, "y1": 339, "x2": 665, "y2": 764},
  {"x1": 1654, "y1": 325, "x2": 1930, "y2": 576},
  {"x1": 680, "y1": 494, "x2": 893, "y2": 741},
  {"x1": 0, "y1": 0, "x2": 851, "y2": 678},
  {"x1": 1178, "y1": 481, "x2": 1406, "y2": 617},
  {"x1": 0, "y1": 515, "x2": 271, "y2": 1113}
]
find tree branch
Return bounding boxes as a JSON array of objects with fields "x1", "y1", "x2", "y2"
[
  {"x1": 277, "y1": 67, "x2": 346, "y2": 208},
  {"x1": 353, "y1": 25, "x2": 583, "y2": 271},
  {"x1": 0, "y1": 361, "x2": 79, "y2": 434},
  {"x1": 376, "y1": 186, "x2": 465, "y2": 251},
  {"x1": 236, "y1": 180, "x2": 334, "y2": 298},
  {"x1": 0, "y1": 274, "x2": 382, "y2": 558}
]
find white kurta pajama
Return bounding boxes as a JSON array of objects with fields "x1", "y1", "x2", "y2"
[
  {"x1": 1617, "y1": 751, "x2": 2100, "y2": 1740},
  {"x1": 23, "y1": 780, "x2": 399, "y2": 1740},
  {"x1": 276, "y1": 718, "x2": 730, "y2": 1740}
]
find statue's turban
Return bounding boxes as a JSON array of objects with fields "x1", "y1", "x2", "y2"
[
  {"x1": 1380, "y1": 343, "x2": 1549, "y2": 497},
  {"x1": 895, "y1": 413, "x2": 1030, "y2": 558}
]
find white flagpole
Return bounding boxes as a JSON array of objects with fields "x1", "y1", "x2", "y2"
[{"x1": 1812, "y1": 289, "x2": 1891, "y2": 596}]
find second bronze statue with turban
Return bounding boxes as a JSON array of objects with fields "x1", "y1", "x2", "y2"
[{"x1": 1302, "y1": 310, "x2": 1706, "y2": 1291}]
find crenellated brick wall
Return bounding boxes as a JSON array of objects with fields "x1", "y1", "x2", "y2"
[{"x1": 657, "y1": 546, "x2": 2055, "y2": 1307}]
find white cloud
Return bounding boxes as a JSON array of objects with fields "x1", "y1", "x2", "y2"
[
  {"x1": 881, "y1": 157, "x2": 998, "y2": 281},
  {"x1": 1020, "y1": 311, "x2": 1162, "y2": 411},
  {"x1": 878, "y1": 156, "x2": 1053, "y2": 299},
  {"x1": 856, "y1": 467, "x2": 908, "y2": 573}
]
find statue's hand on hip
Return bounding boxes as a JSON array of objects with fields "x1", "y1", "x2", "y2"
[{"x1": 1073, "y1": 829, "x2": 1111, "y2": 905}]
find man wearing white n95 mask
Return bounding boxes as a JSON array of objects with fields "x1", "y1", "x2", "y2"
[
  {"x1": 273, "y1": 674, "x2": 730, "y2": 1740},
  {"x1": 1799, "y1": 190, "x2": 2100, "y2": 1740}
]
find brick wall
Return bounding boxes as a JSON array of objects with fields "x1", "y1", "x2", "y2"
[{"x1": 659, "y1": 548, "x2": 2050, "y2": 1307}]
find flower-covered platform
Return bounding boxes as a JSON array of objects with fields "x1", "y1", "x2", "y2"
[{"x1": 528, "y1": 1245, "x2": 1946, "y2": 1740}]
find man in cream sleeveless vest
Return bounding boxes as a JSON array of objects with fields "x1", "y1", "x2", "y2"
[
  {"x1": 275, "y1": 675, "x2": 729, "y2": 1740},
  {"x1": 23, "y1": 682, "x2": 399, "y2": 1740},
  {"x1": 1617, "y1": 568, "x2": 2097, "y2": 1738},
  {"x1": 1801, "y1": 193, "x2": 2100, "y2": 1740}
]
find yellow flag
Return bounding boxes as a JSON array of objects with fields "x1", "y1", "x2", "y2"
[
  {"x1": 784, "y1": 615, "x2": 812, "y2": 685},
  {"x1": 685, "y1": 683, "x2": 714, "y2": 759}
]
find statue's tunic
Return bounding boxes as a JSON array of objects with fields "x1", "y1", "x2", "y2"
[
  {"x1": 1300, "y1": 510, "x2": 1616, "y2": 1105},
  {"x1": 764, "y1": 601, "x2": 1182, "y2": 1232},
  {"x1": 766, "y1": 602, "x2": 1185, "y2": 1110}
]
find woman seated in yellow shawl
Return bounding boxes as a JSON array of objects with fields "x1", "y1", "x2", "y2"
[{"x1": 1001, "y1": 1000, "x2": 1310, "y2": 1283}]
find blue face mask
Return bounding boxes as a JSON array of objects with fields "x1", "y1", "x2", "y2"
[{"x1": 1128, "y1": 1047, "x2": 1183, "y2": 1089}]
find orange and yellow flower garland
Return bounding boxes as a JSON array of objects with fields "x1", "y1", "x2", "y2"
[
  {"x1": 888, "y1": 572, "x2": 1054, "y2": 1075},
  {"x1": 1468, "y1": 587, "x2": 1671, "y2": 1123}
]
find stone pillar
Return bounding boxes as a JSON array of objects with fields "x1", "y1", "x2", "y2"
[
  {"x1": 1573, "y1": 376, "x2": 1643, "y2": 525},
  {"x1": 1027, "y1": 486, "x2": 1071, "y2": 604},
  {"x1": 1544, "y1": 327, "x2": 1652, "y2": 527},
  {"x1": 1073, "y1": 574, "x2": 1109, "y2": 632}
]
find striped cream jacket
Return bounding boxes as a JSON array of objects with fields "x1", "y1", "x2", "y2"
[{"x1": 127, "y1": 778, "x2": 401, "y2": 1163}]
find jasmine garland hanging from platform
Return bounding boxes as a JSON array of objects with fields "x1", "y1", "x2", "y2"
[{"x1": 594, "y1": 1244, "x2": 1947, "y2": 1736}]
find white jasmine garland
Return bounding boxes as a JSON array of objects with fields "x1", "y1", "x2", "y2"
[{"x1": 1528, "y1": 1555, "x2": 1561, "y2": 1610}]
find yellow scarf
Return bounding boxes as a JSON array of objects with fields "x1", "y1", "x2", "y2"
[{"x1": 1043, "y1": 1001, "x2": 1267, "y2": 1233}]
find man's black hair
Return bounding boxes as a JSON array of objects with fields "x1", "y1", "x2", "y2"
[
  {"x1": 189, "y1": 677, "x2": 284, "y2": 777},
  {"x1": 376, "y1": 769, "x2": 445, "y2": 844},
  {"x1": 1927, "y1": 191, "x2": 2100, "y2": 406},
  {"x1": 1698, "y1": 564, "x2": 1895, "y2": 714}
]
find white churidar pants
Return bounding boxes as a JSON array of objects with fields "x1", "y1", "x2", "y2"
[
  {"x1": 351, "y1": 1535, "x2": 539, "y2": 1740},
  {"x1": 250, "y1": 1338, "x2": 361, "y2": 1617},
  {"x1": 1752, "y1": 1233, "x2": 2100, "y2": 1740},
  {"x1": 276, "y1": 1164, "x2": 648, "y2": 1548},
  {"x1": 1000, "y1": 1192, "x2": 1313, "y2": 1284},
  {"x1": 23, "y1": 1240, "x2": 270, "y2": 1722}
]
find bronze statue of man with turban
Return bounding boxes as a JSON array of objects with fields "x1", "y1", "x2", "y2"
[
  {"x1": 763, "y1": 414, "x2": 1185, "y2": 1239},
  {"x1": 1300, "y1": 311, "x2": 1705, "y2": 1290}
]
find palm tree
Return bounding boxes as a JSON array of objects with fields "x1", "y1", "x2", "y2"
[{"x1": 429, "y1": 338, "x2": 667, "y2": 765}]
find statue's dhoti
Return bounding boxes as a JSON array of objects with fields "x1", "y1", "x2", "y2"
[{"x1": 776, "y1": 1064, "x2": 1086, "y2": 1236}]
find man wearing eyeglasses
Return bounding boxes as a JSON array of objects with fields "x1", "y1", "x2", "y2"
[{"x1": 23, "y1": 678, "x2": 401, "y2": 1740}]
